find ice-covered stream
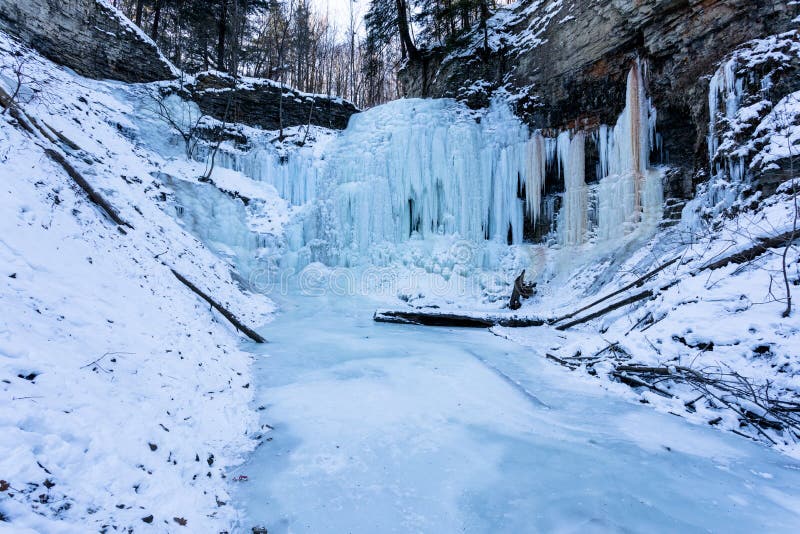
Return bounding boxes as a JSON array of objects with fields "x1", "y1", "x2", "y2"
[{"x1": 231, "y1": 289, "x2": 800, "y2": 533}]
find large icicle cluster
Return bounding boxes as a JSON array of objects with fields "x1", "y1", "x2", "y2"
[
  {"x1": 205, "y1": 62, "x2": 663, "y2": 270},
  {"x1": 595, "y1": 63, "x2": 663, "y2": 241},
  {"x1": 319, "y1": 100, "x2": 529, "y2": 261},
  {"x1": 212, "y1": 146, "x2": 321, "y2": 207},
  {"x1": 540, "y1": 62, "x2": 662, "y2": 246}
]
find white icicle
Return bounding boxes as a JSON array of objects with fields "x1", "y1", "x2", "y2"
[
  {"x1": 557, "y1": 130, "x2": 587, "y2": 245},
  {"x1": 524, "y1": 132, "x2": 547, "y2": 224}
]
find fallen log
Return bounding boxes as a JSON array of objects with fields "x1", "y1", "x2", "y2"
[
  {"x1": 44, "y1": 148, "x2": 133, "y2": 229},
  {"x1": 373, "y1": 310, "x2": 545, "y2": 328},
  {"x1": 43, "y1": 120, "x2": 82, "y2": 151},
  {"x1": 171, "y1": 269, "x2": 266, "y2": 343},
  {"x1": 2, "y1": 86, "x2": 132, "y2": 230},
  {"x1": 550, "y1": 257, "x2": 679, "y2": 325},
  {"x1": 702, "y1": 230, "x2": 798, "y2": 270},
  {"x1": 555, "y1": 289, "x2": 655, "y2": 330}
]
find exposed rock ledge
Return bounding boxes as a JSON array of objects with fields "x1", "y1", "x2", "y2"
[
  {"x1": 187, "y1": 71, "x2": 359, "y2": 131},
  {"x1": 0, "y1": 0, "x2": 175, "y2": 83},
  {"x1": 401, "y1": 0, "x2": 800, "y2": 197}
]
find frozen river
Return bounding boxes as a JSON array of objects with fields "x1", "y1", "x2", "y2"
[{"x1": 233, "y1": 290, "x2": 800, "y2": 533}]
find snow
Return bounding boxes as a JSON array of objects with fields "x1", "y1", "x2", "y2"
[
  {"x1": 700, "y1": 29, "x2": 800, "y2": 217},
  {"x1": 0, "y1": 32, "x2": 275, "y2": 531}
]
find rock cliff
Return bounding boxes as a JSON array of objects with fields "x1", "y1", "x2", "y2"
[
  {"x1": 401, "y1": 0, "x2": 800, "y2": 199},
  {"x1": 187, "y1": 71, "x2": 358, "y2": 131},
  {"x1": 0, "y1": 0, "x2": 175, "y2": 83}
]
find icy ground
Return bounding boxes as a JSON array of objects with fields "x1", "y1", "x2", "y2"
[{"x1": 233, "y1": 289, "x2": 800, "y2": 533}]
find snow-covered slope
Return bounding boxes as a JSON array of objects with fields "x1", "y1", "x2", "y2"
[{"x1": 0, "y1": 33, "x2": 277, "y2": 531}]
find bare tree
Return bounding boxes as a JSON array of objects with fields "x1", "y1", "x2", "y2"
[
  {"x1": 776, "y1": 94, "x2": 799, "y2": 317},
  {"x1": 0, "y1": 52, "x2": 33, "y2": 114},
  {"x1": 149, "y1": 85, "x2": 207, "y2": 159}
]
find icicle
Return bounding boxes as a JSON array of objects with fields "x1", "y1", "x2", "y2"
[
  {"x1": 557, "y1": 130, "x2": 587, "y2": 245},
  {"x1": 524, "y1": 132, "x2": 547, "y2": 224},
  {"x1": 707, "y1": 57, "x2": 744, "y2": 173},
  {"x1": 595, "y1": 61, "x2": 662, "y2": 241}
]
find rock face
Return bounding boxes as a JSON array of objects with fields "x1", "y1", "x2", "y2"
[
  {"x1": 187, "y1": 71, "x2": 359, "y2": 131},
  {"x1": 0, "y1": 0, "x2": 175, "y2": 83},
  {"x1": 401, "y1": 0, "x2": 799, "y2": 199}
]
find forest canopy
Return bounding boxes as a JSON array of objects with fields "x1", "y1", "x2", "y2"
[{"x1": 110, "y1": 0, "x2": 500, "y2": 108}]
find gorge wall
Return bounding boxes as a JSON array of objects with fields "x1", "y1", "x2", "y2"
[
  {"x1": 187, "y1": 72, "x2": 359, "y2": 131},
  {"x1": 0, "y1": 0, "x2": 176, "y2": 83},
  {"x1": 401, "y1": 0, "x2": 800, "y2": 201}
]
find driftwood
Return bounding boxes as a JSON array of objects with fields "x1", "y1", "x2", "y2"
[
  {"x1": 373, "y1": 310, "x2": 545, "y2": 328},
  {"x1": 171, "y1": 269, "x2": 266, "y2": 343}
]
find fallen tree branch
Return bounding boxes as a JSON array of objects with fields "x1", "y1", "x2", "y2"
[
  {"x1": 612, "y1": 363, "x2": 798, "y2": 444},
  {"x1": 702, "y1": 230, "x2": 798, "y2": 270},
  {"x1": 555, "y1": 289, "x2": 655, "y2": 330},
  {"x1": 611, "y1": 371, "x2": 674, "y2": 398},
  {"x1": 550, "y1": 257, "x2": 679, "y2": 325},
  {"x1": 170, "y1": 269, "x2": 266, "y2": 343}
]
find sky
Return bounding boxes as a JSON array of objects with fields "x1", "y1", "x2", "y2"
[{"x1": 312, "y1": 0, "x2": 365, "y2": 36}]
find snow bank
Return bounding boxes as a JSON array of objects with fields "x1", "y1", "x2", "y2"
[{"x1": 0, "y1": 32, "x2": 274, "y2": 531}]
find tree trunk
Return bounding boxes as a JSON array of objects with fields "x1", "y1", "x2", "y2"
[
  {"x1": 395, "y1": 0, "x2": 420, "y2": 61},
  {"x1": 150, "y1": 0, "x2": 165, "y2": 40},
  {"x1": 217, "y1": 0, "x2": 229, "y2": 72},
  {"x1": 135, "y1": 0, "x2": 145, "y2": 26}
]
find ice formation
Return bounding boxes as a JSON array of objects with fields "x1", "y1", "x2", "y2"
[
  {"x1": 212, "y1": 146, "x2": 320, "y2": 207},
  {"x1": 556, "y1": 130, "x2": 587, "y2": 245},
  {"x1": 595, "y1": 63, "x2": 663, "y2": 241},
  {"x1": 205, "y1": 62, "x2": 663, "y2": 270},
  {"x1": 708, "y1": 57, "x2": 745, "y2": 181},
  {"x1": 523, "y1": 131, "x2": 549, "y2": 225},
  {"x1": 682, "y1": 53, "x2": 752, "y2": 227}
]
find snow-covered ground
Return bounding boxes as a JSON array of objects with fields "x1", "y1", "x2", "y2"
[{"x1": 0, "y1": 33, "x2": 277, "y2": 531}]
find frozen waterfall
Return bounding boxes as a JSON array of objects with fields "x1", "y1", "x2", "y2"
[{"x1": 204, "y1": 62, "x2": 664, "y2": 272}]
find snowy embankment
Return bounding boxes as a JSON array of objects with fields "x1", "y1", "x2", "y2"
[{"x1": 0, "y1": 33, "x2": 279, "y2": 531}]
